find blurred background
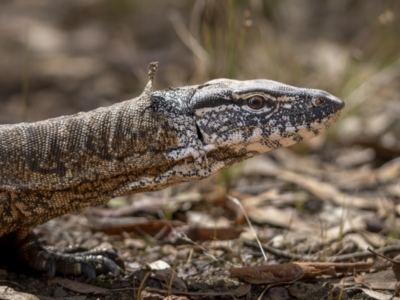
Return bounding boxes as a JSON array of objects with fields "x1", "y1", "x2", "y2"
[
  {"x1": 1, "y1": 1, "x2": 400, "y2": 296},
  {"x1": 0, "y1": 0, "x2": 399, "y2": 170}
]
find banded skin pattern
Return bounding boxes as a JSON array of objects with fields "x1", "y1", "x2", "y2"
[{"x1": 0, "y1": 63, "x2": 344, "y2": 278}]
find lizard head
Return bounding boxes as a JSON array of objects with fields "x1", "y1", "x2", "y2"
[{"x1": 190, "y1": 78, "x2": 345, "y2": 158}]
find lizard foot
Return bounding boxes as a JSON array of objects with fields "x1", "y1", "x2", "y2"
[{"x1": 16, "y1": 232, "x2": 124, "y2": 279}]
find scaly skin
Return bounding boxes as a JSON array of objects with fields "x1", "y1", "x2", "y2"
[{"x1": 0, "y1": 63, "x2": 344, "y2": 278}]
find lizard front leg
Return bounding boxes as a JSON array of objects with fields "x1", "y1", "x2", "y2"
[{"x1": 14, "y1": 228, "x2": 124, "y2": 279}]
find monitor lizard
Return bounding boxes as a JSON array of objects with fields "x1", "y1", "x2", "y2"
[{"x1": 0, "y1": 62, "x2": 344, "y2": 278}]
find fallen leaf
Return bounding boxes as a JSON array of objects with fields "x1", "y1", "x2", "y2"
[
  {"x1": 230, "y1": 263, "x2": 305, "y2": 284},
  {"x1": 245, "y1": 205, "x2": 312, "y2": 231},
  {"x1": 233, "y1": 284, "x2": 251, "y2": 297},
  {"x1": 92, "y1": 219, "x2": 185, "y2": 236},
  {"x1": 48, "y1": 278, "x2": 109, "y2": 294},
  {"x1": 183, "y1": 226, "x2": 243, "y2": 242},
  {"x1": 146, "y1": 260, "x2": 171, "y2": 270},
  {"x1": 231, "y1": 262, "x2": 374, "y2": 284},
  {"x1": 288, "y1": 282, "x2": 333, "y2": 300},
  {"x1": 361, "y1": 270, "x2": 397, "y2": 290},
  {"x1": 152, "y1": 269, "x2": 188, "y2": 292},
  {"x1": 361, "y1": 288, "x2": 400, "y2": 300},
  {"x1": 263, "y1": 286, "x2": 291, "y2": 300},
  {"x1": 376, "y1": 158, "x2": 400, "y2": 183},
  {"x1": 0, "y1": 286, "x2": 39, "y2": 300},
  {"x1": 278, "y1": 170, "x2": 380, "y2": 209}
]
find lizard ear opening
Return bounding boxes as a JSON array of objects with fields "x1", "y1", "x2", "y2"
[{"x1": 195, "y1": 122, "x2": 205, "y2": 144}]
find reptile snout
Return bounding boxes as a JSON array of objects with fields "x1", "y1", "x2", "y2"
[
  {"x1": 311, "y1": 93, "x2": 345, "y2": 112},
  {"x1": 335, "y1": 97, "x2": 345, "y2": 110}
]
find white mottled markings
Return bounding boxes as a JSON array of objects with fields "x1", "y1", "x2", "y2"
[{"x1": 282, "y1": 103, "x2": 292, "y2": 109}]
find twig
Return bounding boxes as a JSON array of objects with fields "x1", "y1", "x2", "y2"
[{"x1": 228, "y1": 195, "x2": 267, "y2": 261}]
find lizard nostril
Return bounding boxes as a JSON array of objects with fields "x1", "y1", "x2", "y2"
[{"x1": 312, "y1": 98, "x2": 325, "y2": 106}]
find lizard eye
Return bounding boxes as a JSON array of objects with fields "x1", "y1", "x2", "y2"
[{"x1": 247, "y1": 96, "x2": 265, "y2": 110}]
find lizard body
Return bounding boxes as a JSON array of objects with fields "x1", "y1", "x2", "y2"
[{"x1": 0, "y1": 63, "x2": 344, "y2": 277}]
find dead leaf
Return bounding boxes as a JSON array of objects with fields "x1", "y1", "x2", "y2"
[
  {"x1": 376, "y1": 158, "x2": 400, "y2": 183},
  {"x1": 183, "y1": 226, "x2": 243, "y2": 242},
  {"x1": 152, "y1": 269, "x2": 188, "y2": 292},
  {"x1": 263, "y1": 286, "x2": 291, "y2": 300},
  {"x1": 231, "y1": 262, "x2": 374, "y2": 284},
  {"x1": 278, "y1": 170, "x2": 381, "y2": 210},
  {"x1": 230, "y1": 263, "x2": 305, "y2": 284},
  {"x1": 146, "y1": 260, "x2": 171, "y2": 271},
  {"x1": 353, "y1": 272, "x2": 364, "y2": 285},
  {"x1": 233, "y1": 284, "x2": 251, "y2": 297},
  {"x1": 361, "y1": 288, "x2": 400, "y2": 300},
  {"x1": 48, "y1": 278, "x2": 109, "y2": 294},
  {"x1": 92, "y1": 219, "x2": 185, "y2": 236},
  {"x1": 296, "y1": 262, "x2": 373, "y2": 275},
  {"x1": 244, "y1": 204, "x2": 312, "y2": 231},
  {"x1": 144, "y1": 287, "x2": 236, "y2": 298},
  {"x1": 324, "y1": 217, "x2": 366, "y2": 243},
  {"x1": 163, "y1": 296, "x2": 190, "y2": 300},
  {"x1": 140, "y1": 289, "x2": 165, "y2": 300},
  {"x1": 143, "y1": 261, "x2": 187, "y2": 292},
  {"x1": 361, "y1": 270, "x2": 397, "y2": 290},
  {"x1": 288, "y1": 282, "x2": 333, "y2": 300},
  {"x1": 0, "y1": 286, "x2": 39, "y2": 300},
  {"x1": 368, "y1": 247, "x2": 400, "y2": 296}
]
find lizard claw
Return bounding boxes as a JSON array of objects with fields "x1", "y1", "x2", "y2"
[
  {"x1": 16, "y1": 232, "x2": 124, "y2": 279},
  {"x1": 46, "y1": 248, "x2": 123, "y2": 279}
]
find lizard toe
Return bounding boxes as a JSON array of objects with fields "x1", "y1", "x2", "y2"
[
  {"x1": 93, "y1": 256, "x2": 121, "y2": 277},
  {"x1": 16, "y1": 231, "x2": 123, "y2": 278}
]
